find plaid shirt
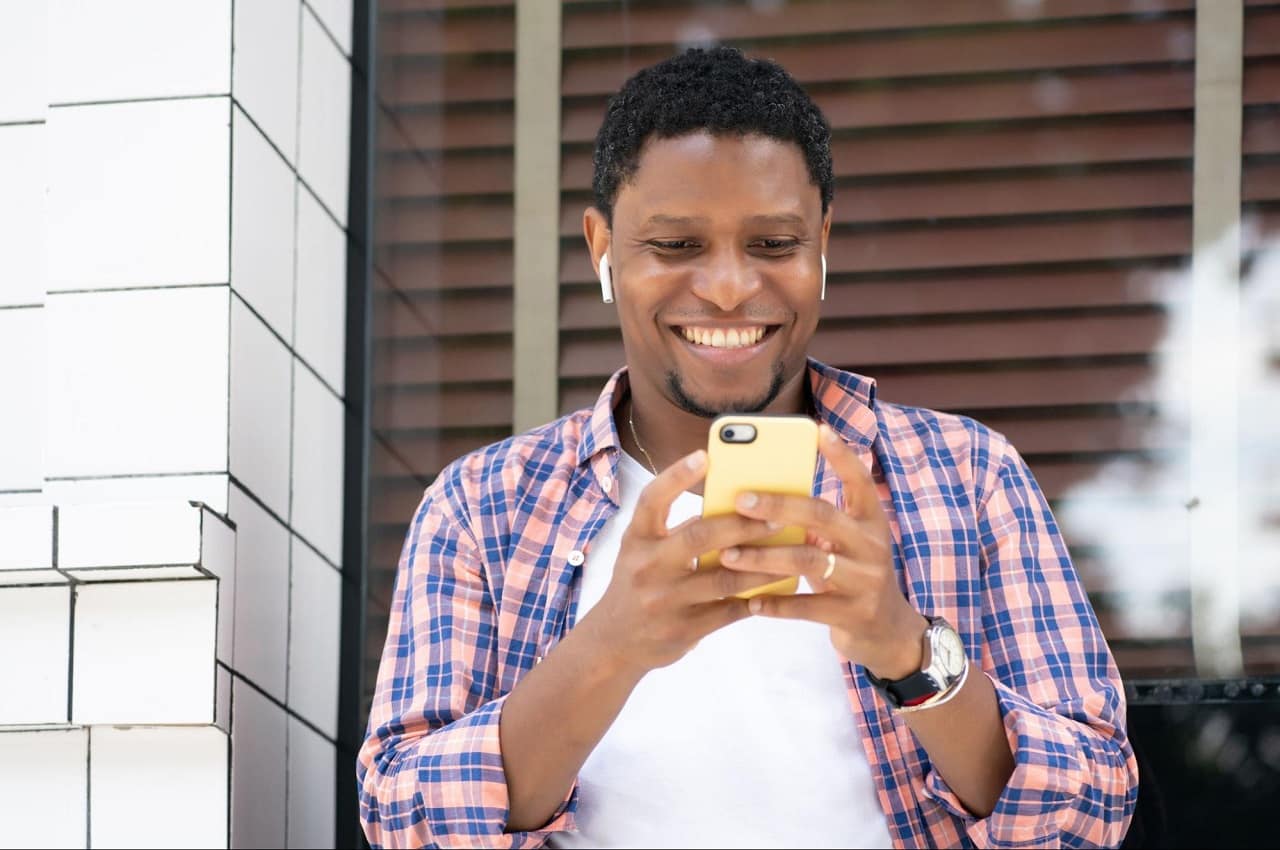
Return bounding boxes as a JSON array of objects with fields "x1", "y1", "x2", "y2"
[{"x1": 358, "y1": 359, "x2": 1138, "y2": 848}]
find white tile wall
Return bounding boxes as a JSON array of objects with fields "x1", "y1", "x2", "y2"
[
  {"x1": 216, "y1": 664, "x2": 233, "y2": 733},
  {"x1": 57, "y1": 501, "x2": 203, "y2": 569},
  {"x1": 204, "y1": 510, "x2": 239, "y2": 664},
  {"x1": 233, "y1": 0, "x2": 301, "y2": 165},
  {"x1": 231, "y1": 678, "x2": 287, "y2": 849},
  {"x1": 47, "y1": 97, "x2": 231, "y2": 291},
  {"x1": 295, "y1": 182, "x2": 348, "y2": 394},
  {"x1": 288, "y1": 537, "x2": 341, "y2": 738},
  {"x1": 231, "y1": 106, "x2": 297, "y2": 340},
  {"x1": 287, "y1": 716, "x2": 337, "y2": 849},
  {"x1": 291, "y1": 364, "x2": 345, "y2": 565},
  {"x1": 298, "y1": 8, "x2": 351, "y2": 227},
  {"x1": 46, "y1": 287, "x2": 231, "y2": 478},
  {"x1": 0, "y1": 581, "x2": 70, "y2": 724},
  {"x1": 306, "y1": 0, "x2": 354, "y2": 56},
  {"x1": 0, "y1": 307, "x2": 46, "y2": 492},
  {"x1": 0, "y1": 123, "x2": 47, "y2": 307},
  {"x1": 230, "y1": 297, "x2": 294, "y2": 519},
  {"x1": 71, "y1": 577, "x2": 217, "y2": 724},
  {"x1": 45, "y1": 474, "x2": 231, "y2": 515},
  {"x1": 0, "y1": 505, "x2": 54, "y2": 569},
  {"x1": 229, "y1": 485, "x2": 290, "y2": 701},
  {"x1": 0, "y1": 2, "x2": 47, "y2": 123},
  {"x1": 49, "y1": 0, "x2": 232, "y2": 104},
  {"x1": 90, "y1": 725, "x2": 229, "y2": 850},
  {"x1": 0, "y1": 728, "x2": 88, "y2": 850}
]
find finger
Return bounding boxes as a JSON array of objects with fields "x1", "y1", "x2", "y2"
[
  {"x1": 682, "y1": 565, "x2": 799, "y2": 603},
  {"x1": 688, "y1": 597, "x2": 754, "y2": 637},
  {"x1": 746, "y1": 590, "x2": 845, "y2": 624},
  {"x1": 731, "y1": 490, "x2": 863, "y2": 555},
  {"x1": 659, "y1": 512, "x2": 780, "y2": 568},
  {"x1": 632, "y1": 450, "x2": 707, "y2": 537},
  {"x1": 717, "y1": 543, "x2": 831, "y2": 582},
  {"x1": 817, "y1": 423, "x2": 885, "y2": 526}
]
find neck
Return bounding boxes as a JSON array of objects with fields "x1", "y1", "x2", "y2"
[{"x1": 622, "y1": 367, "x2": 811, "y2": 475}]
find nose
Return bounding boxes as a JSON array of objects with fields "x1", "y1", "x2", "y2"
[{"x1": 690, "y1": 249, "x2": 761, "y2": 312}]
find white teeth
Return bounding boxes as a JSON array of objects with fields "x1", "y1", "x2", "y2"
[{"x1": 680, "y1": 326, "x2": 767, "y2": 349}]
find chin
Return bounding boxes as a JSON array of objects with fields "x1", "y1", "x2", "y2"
[{"x1": 666, "y1": 363, "x2": 786, "y2": 418}]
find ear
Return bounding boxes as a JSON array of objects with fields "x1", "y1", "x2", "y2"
[
  {"x1": 820, "y1": 206, "x2": 833, "y2": 302},
  {"x1": 583, "y1": 206, "x2": 613, "y2": 301}
]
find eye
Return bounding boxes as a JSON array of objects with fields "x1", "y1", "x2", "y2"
[
  {"x1": 751, "y1": 238, "x2": 800, "y2": 253},
  {"x1": 649, "y1": 239, "x2": 699, "y2": 251}
]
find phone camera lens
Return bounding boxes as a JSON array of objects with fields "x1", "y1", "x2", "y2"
[{"x1": 723, "y1": 428, "x2": 736, "y2": 441}]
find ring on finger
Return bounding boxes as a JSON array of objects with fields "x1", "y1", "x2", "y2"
[{"x1": 822, "y1": 551, "x2": 837, "y2": 581}]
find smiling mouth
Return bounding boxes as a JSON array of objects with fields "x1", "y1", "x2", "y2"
[{"x1": 675, "y1": 324, "x2": 778, "y2": 349}]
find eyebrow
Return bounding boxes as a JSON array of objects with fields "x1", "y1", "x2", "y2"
[{"x1": 640, "y1": 212, "x2": 808, "y2": 228}]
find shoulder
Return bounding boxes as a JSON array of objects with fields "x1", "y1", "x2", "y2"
[
  {"x1": 872, "y1": 398, "x2": 1014, "y2": 501},
  {"x1": 431, "y1": 408, "x2": 595, "y2": 517}
]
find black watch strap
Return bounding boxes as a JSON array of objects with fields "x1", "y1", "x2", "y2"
[{"x1": 865, "y1": 666, "x2": 944, "y2": 708}]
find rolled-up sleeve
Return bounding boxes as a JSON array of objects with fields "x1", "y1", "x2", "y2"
[
  {"x1": 922, "y1": 443, "x2": 1139, "y2": 848},
  {"x1": 356, "y1": 469, "x2": 576, "y2": 848}
]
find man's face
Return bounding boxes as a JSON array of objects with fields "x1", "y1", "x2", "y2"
[{"x1": 603, "y1": 131, "x2": 829, "y2": 417}]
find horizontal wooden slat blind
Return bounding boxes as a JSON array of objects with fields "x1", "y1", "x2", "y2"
[
  {"x1": 367, "y1": 1, "x2": 518, "y2": 708},
  {"x1": 555, "y1": 0, "x2": 1280, "y2": 679}
]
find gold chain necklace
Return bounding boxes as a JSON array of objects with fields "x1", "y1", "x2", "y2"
[{"x1": 627, "y1": 401, "x2": 660, "y2": 476}]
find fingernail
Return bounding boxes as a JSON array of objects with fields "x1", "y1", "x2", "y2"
[
  {"x1": 821, "y1": 424, "x2": 839, "y2": 443},
  {"x1": 748, "y1": 597, "x2": 763, "y2": 615},
  {"x1": 722, "y1": 547, "x2": 740, "y2": 564},
  {"x1": 686, "y1": 450, "x2": 706, "y2": 470},
  {"x1": 766, "y1": 521, "x2": 783, "y2": 532},
  {"x1": 737, "y1": 492, "x2": 758, "y2": 509}
]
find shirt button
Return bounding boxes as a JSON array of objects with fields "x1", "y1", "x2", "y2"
[
  {"x1": 567, "y1": 550, "x2": 585, "y2": 567},
  {"x1": 600, "y1": 475, "x2": 613, "y2": 492}
]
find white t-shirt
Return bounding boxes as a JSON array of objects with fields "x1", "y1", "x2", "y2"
[{"x1": 549, "y1": 452, "x2": 894, "y2": 849}]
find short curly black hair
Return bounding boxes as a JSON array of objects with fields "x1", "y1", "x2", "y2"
[{"x1": 591, "y1": 45, "x2": 833, "y2": 225}]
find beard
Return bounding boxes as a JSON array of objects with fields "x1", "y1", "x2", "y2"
[{"x1": 665, "y1": 359, "x2": 788, "y2": 419}]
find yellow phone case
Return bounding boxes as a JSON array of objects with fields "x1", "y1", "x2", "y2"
[{"x1": 700, "y1": 414, "x2": 819, "y2": 599}]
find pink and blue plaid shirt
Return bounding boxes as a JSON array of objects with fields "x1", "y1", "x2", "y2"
[{"x1": 357, "y1": 359, "x2": 1138, "y2": 848}]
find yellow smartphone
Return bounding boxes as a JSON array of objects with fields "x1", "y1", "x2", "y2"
[{"x1": 699, "y1": 414, "x2": 819, "y2": 599}]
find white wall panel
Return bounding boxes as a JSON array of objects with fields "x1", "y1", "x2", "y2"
[
  {"x1": 231, "y1": 106, "x2": 297, "y2": 340},
  {"x1": 288, "y1": 536, "x2": 340, "y2": 737},
  {"x1": 229, "y1": 485, "x2": 290, "y2": 700},
  {"x1": 71, "y1": 576, "x2": 217, "y2": 724},
  {"x1": 90, "y1": 725, "x2": 228, "y2": 850},
  {"x1": 233, "y1": 0, "x2": 300, "y2": 164},
  {"x1": 298, "y1": 9, "x2": 351, "y2": 227},
  {"x1": 306, "y1": 0, "x2": 353, "y2": 56},
  {"x1": 48, "y1": 97, "x2": 231, "y2": 291},
  {"x1": 49, "y1": 0, "x2": 232, "y2": 104},
  {"x1": 0, "y1": 579, "x2": 70, "y2": 725},
  {"x1": 0, "y1": 505, "x2": 54, "y2": 569},
  {"x1": 286, "y1": 716, "x2": 336, "y2": 849},
  {"x1": 0, "y1": 123, "x2": 47, "y2": 307},
  {"x1": 291, "y1": 363, "x2": 345, "y2": 565},
  {"x1": 231, "y1": 678, "x2": 287, "y2": 849},
  {"x1": 46, "y1": 287, "x2": 230, "y2": 478},
  {"x1": 0, "y1": 307, "x2": 46, "y2": 492},
  {"x1": 57, "y1": 501, "x2": 202, "y2": 569},
  {"x1": 0, "y1": 728, "x2": 88, "y2": 850},
  {"x1": 44, "y1": 473, "x2": 230, "y2": 515},
  {"x1": 230, "y1": 297, "x2": 293, "y2": 519},
  {"x1": 0, "y1": 1, "x2": 47, "y2": 122},
  {"x1": 295, "y1": 182, "x2": 347, "y2": 395}
]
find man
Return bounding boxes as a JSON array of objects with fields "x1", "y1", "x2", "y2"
[{"x1": 358, "y1": 46, "x2": 1138, "y2": 848}]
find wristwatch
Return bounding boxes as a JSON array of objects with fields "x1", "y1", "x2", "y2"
[{"x1": 866, "y1": 616, "x2": 968, "y2": 713}]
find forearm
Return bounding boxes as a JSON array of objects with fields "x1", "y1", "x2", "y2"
[
  {"x1": 901, "y1": 664, "x2": 1014, "y2": 818},
  {"x1": 500, "y1": 614, "x2": 646, "y2": 832}
]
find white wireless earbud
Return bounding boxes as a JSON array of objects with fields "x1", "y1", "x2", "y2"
[
  {"x1": 599, "y1": 254, "x2": 614, "y2": 304},
  {"x1": 820, "y1": 254, "x2": 827, "y2": 301}
]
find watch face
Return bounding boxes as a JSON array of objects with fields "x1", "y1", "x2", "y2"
[{"x1": 935, "y1": 627, "x2": 966, "y2": 677}]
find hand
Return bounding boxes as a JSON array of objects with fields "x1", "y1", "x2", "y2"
[
  {"x1": 581, "y1": 449, "x2": 789, "y2": 676},
  {"x1": 718, "y1": 424, "x2": 927, "y2": 680}
]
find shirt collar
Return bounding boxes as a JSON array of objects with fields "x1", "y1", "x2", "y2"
[{"x1": 577, "y1": 357, "x2": 880, "y2": 469}]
